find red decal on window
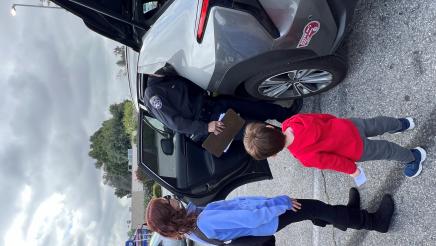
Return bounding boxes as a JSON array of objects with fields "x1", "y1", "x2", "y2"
[{"x1": 297, "y1": 21, "x2": 320, "y2": 48}]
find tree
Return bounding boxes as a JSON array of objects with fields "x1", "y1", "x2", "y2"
[
  {"x1": 89, "y1": 100, "x2": 133, "y2": 198},
  {"x1": 127, "y1": 228, "x2": 136, "y2": 238},
  {"x1": 116, "y1": 59, "x2": 126, "y2": 67},
  {"x1": 113, "y1": 46, "x2": 125, "y2": 56},
  {"x1": 135, "y1": 168, "x2": 152, "y2": 184},
  {"x1": 122, "y1": 101, "x2": 138, "y2": 140},
  {"x1": 113, "y1": 46, "x2": 127, "y2": 79},
  {"x1": 114, "y1": 46, "x2": 126, "y2": 67}
]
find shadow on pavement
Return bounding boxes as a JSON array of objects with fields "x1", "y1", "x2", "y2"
[{"x1": 344, "y1": 107, "x2": 436, "y2": 246}]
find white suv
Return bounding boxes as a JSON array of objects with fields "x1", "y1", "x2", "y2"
[{"x1": 53, "y1": 0, "x2": 358, "y2": 100}]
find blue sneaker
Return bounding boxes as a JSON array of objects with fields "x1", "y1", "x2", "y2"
[
  {"x1": 393, "y1": 117, "x2": 415, "y2": 134},
  {"x1": 404, "y1": 147, "x2": 426, "y2": 178}
]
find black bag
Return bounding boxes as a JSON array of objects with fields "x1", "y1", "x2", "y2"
[{"x1": 192, "y1": 227, "x2": 276, "y2": 246}]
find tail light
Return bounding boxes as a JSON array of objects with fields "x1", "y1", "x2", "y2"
[{"x1": 197, "y1": 0, "x2": 210, "y2": 42}]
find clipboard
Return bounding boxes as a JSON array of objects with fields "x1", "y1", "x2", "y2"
[{"x1": 202, "y1": 108, "x2": 245, "y2": 157}]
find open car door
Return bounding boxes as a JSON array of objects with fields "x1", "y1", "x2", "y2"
[{"x1": 138, "y1": 110, "x2": 273, "y2": 206}]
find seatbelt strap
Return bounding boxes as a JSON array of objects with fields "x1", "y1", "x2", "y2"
[{"x1": 192, "y1": 227, "x2": 225, "y2": 246}]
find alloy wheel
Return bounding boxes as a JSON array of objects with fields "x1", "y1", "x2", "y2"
[{"x1": 258, "y1": 69, "x2": 333, "y2": 99}]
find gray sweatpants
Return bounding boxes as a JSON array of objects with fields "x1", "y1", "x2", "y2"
[{"x1": 350, "y1": 116, "x2": 415, "y2": 163}]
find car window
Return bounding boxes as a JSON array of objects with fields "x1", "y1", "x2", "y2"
[
  {"x1": 143, "y1": 1, "x2": 158, "y2": 14},
  {"x1": 140, "y1": 116, "x2": 177, "y2": 179},
  {"x1": 144, "y1": 115, "x2": 165, "y2": 133},
  {"x1": 133, "y1": 0, "x2": 166, "y2": 25}
]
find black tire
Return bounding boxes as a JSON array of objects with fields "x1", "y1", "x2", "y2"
[
  {"x1": 244, "y1": 55, "x2": 347, "y2": 100},
  {"x1": 335, "y1": 40, "x2": 349, "y2": 62}
]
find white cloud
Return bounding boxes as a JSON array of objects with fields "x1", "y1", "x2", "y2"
[
  {"x1": 0, "y1": 1, "x2": 132, "y2": 245},
  {"x1": 21, "y1": 185, "x2": 32, "y2": 205},
  {"x1": 4, "y1": 210, "x2": 27, "y2": 246},
  {"x1": 0, "y1": 61, "x2": 14, "y2": 81},
  {"x1": 26, "y1": 194, "x2": 65, "y2": 243}
]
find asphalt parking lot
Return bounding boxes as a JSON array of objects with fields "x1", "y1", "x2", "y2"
[{"x1": 230, "y1": 0, "x2": 436, "y2": 245}]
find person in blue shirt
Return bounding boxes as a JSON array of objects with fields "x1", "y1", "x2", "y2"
[{"x1": 145, "y1": 188, "x2": 394, "y2": 245}]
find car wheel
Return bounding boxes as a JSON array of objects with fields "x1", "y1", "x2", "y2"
[{"x1": 244, "y1": 55, "x2": 347, "y2": 100}]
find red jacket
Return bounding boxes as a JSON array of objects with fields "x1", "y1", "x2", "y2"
[{"x1": 281, "y1": 114, "x2": 363, "y2": 174}]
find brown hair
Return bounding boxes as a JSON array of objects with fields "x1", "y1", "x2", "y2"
[
  {"x1": 145, "y1": 198, "x2": 198, "y2": 240},
  {"x1": 243, "y1": 122, "x2": 286, "y2": 160}
]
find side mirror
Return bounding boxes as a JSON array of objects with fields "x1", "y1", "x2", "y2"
[{"x1": 160, "y1": 138, "x2": 174, "y2": 155}]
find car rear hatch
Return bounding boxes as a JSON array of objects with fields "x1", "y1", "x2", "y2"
[{"x1": 51, "y1": 0, "x2": 165, "y2": 52}]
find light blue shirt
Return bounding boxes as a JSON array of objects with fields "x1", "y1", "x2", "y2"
[
  {"x1": 194, "y1": 196, "x2": 292, "y2": 241},
  {"x1": 185, "y1": 204, "x2": 212, "y2": 245}
]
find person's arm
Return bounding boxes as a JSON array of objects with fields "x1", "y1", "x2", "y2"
[
  {"x1": 301, "y1": 152, "x2": 357, "y2": 174},
  {"x1": 169, "y1": 115, "x2": 209, "y2": 135},
  {"x1": 232, "y1": 196, "x2": 301, "y2": 211},
  {"x1": 146, "y1": 94, "x2": 208, "y2": 135},
  {"x1": 202, "y1": 196, "x2": 293, "y2": 229},
  {"x1": 145, "y1": 81, "x2": 211, "y2": 136}
]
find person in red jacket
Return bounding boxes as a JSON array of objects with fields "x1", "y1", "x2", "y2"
[{"x1": 243, "y1": 114, "x2": 426, "y2": 179}]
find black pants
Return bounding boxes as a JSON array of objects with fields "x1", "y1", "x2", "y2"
[{"x1": 276, "y1": 199, "x2": 370, "y2": 232}]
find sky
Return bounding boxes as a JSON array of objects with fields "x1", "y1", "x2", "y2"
[{"x1": 0, "y1": 1, "x2": 133, "y2": 245}]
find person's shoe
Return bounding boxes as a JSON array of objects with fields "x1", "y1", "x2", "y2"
[
  {"x1": 404, "y1": 147, "x2": 426, "y2": 178},
  {"x1": 393, "y1": 117, "x2": 415, "y2": 134},
  {"x1": 347, "y1": 187, "x2": 360, "y2": 209},
  {"x1": 371, "y1": 194, "x2": 394, "y2": 233},
  {"x1": 287, "y1": 98, "x2": 303, "y2": 115}
]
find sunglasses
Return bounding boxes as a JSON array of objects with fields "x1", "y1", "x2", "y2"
[{"x1": 163, "y1": 195, "x2": 184, "y2": 209}]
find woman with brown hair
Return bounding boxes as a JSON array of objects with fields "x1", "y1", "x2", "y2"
[{"x1": 145, "y1": 189, "x2": 394, "y2": 245}]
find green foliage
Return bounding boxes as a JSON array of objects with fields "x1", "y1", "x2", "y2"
[
  {"x1": 89, "y1": 100, "x2": 133, "y2": 198},
  {"x1": 122, "y1": 100, "x2": 138, "y2": 140},
  {"x1": 135, "y1": 168, "x2": 149, "y2": 183},
  {"x1": 133, "y1": 133, "x2": 138, "y2": 146},
  {"x1": 127, "y1": 228, "x2": 136, "y2": 238},
  {"x1": 114, "y1": 46, "x2": 127, "y2": 79},
  {"x1": 152, "y1": 183, "x2": 162, "y2": 198},
  {"x1": 143, "y1": 182, "x2": 154, "y2": 208}
]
